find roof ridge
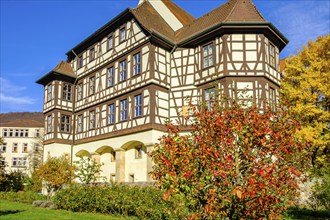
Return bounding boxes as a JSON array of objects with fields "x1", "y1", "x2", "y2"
[{"x1": 225, "y1": 0, "x2": 239, "y2": 21}]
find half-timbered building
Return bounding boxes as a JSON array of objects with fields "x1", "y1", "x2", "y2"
[{"x1": 37, "y1": 0, "x2": 288, "y2": 183}]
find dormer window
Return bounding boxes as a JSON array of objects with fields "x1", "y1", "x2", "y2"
[
  {"x1": 120, "y1": 26, "x2": 126, "y2": 43},
  {"x1": 202, "y1": 43, "x2": 214, "y2": 69}
]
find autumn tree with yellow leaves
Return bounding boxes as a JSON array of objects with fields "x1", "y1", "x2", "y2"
[{"x1": 280, "y1": 35, "x2": 330, "y2": 173}]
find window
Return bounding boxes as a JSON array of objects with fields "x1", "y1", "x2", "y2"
[
  {"x1": 77, "y1": 83, "x2": 83, "y2": 100},
  {"x1": 133, "y1": 53, "x2": 141, "y2": 76},
  {"x1": 108, "y1": 35, "x2": 113, "y2": 50},
  {"x1": 89, "y1": 77, "x2": 95, "y2": 95},
  {"x1": 89, "y1": 111, "x2": 95, "y2": 129},
  {"x1": 78, "y1": 55, "x2": 83, "y2": 69},
  {"x1": 22, "y1": 143, "x2": 28, "y2": 153},
  {"x1": 24, "y1": 129, "x2": 28, "y2": 137},
  {"x1": 20, "y1": 129, "x2": 24, "y2": 137},
  {"x1": 47, "y1": 83, "x2": 53, "y2": 102},
  {"x1": 269, "y1": 44, "x2": 276, "y2": 68},
  {"x1": 203, "y1": 43, "x2": 214, "y2": 68},
  {"x1": 35, "y1": 129, "x2": 40, "y2": 137},
  {"x1": 47, "y1": 115, "x2": 52, "y2": 133},
  {"x1": 77, "y1": 115, "x2": 83, "y2": 133},
  {"x1": 89, "y1": 47, "x2": 95, "y2": 62},
  {"x1": 12, "y1": 158, "x2": 27, "y2": 167},
  {"x1": 120, "y1": 99, "x2": 128, "y2": 121},
  {"x1": 3, "y1": 129, "x2": 8, "y2": 137},
  {"x1": 60, "y1": 115, "x2": 70, "y2": 133},
  {"x1": 269, "y1": 87, "x2": 276, "y2": 110},
  {"x1": 1, "y1": 143, "x2": 6, "y2": 153},
  {"x1": 119, "y1": 60, "x2": 127, "y2": 81},
  {"x1": 9, "y1": 129, "x2": 13, "y2": 137},
  {"x1": 135, "y1": 146, "x2": 143, "y2": 159},
  {"x1": 63, "y1": 83, "x2": 72, "y2": 101},
  {"x1": 12, "y1": 158, "x2": 18, "y2": 166},
  {"x1": 107, "y1": 67, "x2": 115, "y2": 87},
  {"x1": 108, "y1": 104, "x2": 115, "y2": 125},
  {"x1": 205, "y1": 88, "x2": 216, "y2": 110},
  {"x1": 120, "y1": 26, "x2": 126, "y2": 43},
  {"x1": 134, "y1": 94, "x2": 142, "y2": 117},
  {"x1": 12, "y1": 143, "x2": 18, "y2": 153}
]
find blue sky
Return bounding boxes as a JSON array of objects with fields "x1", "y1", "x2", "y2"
[{"x1": 0, "y1": 0, "x2": 329, "y2": 113}]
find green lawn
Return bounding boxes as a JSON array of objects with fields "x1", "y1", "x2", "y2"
[{"x1": 0, "y1": 200, "x2": 134, "y2": 220}]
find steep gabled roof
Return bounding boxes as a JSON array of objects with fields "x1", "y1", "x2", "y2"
[
  {"x1": 131, "y1": 1, "x2": 176, "y2": 43},
  {"x1": 176, "y1": 0, "x2": 266, "y2": 42},
  {"x1": 36, "y1": 61, "x2": 76, "y2": 85},
  {"x1": 160, "y1": 0, "x2": 195, "y2": 25}
]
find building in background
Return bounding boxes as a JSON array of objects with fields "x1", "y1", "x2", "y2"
[
  {"x1": 0, "y1": 112, "x2": 44, "y2": 174},
  {"x1": 36, "y1": 0, "x2": 288, "y2": 183}
]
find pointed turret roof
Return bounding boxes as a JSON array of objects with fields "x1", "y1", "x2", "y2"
[
  {"x1": 176, "y1": 0, "x2": 266, "y2": 42},
  {"x1": 36, "y1": 61, "x2": 76, "y2": 85}
]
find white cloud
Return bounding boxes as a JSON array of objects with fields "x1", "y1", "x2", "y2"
[{"x1": 0, "y1": 77, "x2": 36, "y2": 110}]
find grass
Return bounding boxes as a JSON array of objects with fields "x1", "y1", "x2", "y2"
[
  {"x1": 283, "y1": 207, "x2": 330, "y2": 220},
  {"x1": 0, "y1": 200, "x2": 135, "y2": 220}
]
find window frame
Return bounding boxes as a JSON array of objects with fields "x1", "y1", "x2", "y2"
[
  {"x1": 202, "y1": 42, "x2": 215, "y2": 69},
  {"x1": 78, "y1": 55, "x2": 83, "y2": 69},
  {"x1": 119, "y1": 26, "x2": 126, "y2": 43},
  {"x1": 47, "y1": 83, "x2": 53, "y2": 102},
  {"x1": 108, "y1": 103, "x2": 115, "y2": 125},
  {"x1": 120, "y1": 99, "x2": 128, "y2": 121},
  {"x1": 89, "y1": 76, "x2": 95, "y2": 96},
  {"x1": 269, "y1": 43, "x2": 276, "y2": 68},
  {"x1": 89, "y1": 47, "x2": 95, "y2": 62},
  {"x1": 204, "y1": 87, "x2": 216, "y2": 111},
  {"x1": 62, "y1": 83, "x2": 72, "y2": 101},
  {"x1": 12, "y1": 143, "x2": 18, "y2": 153},
  {"x1": 77, "y1": 114, "x2": 83, "y2": 133},
  {"x1": 119, "y1": 60, "x2": 127, "y2": 82},
  {"x1": 107, "y1": 66, "x2": 115, "y2": 87},
  {"x1": 22, "y1": 143, "x2": 28, "y2": 153},
  {"x1": 47, "y1": 115, "x2": 52, "y2": 133},
  {"x1": 1, "y1": 143, "x2": 7, "y2": 153},
  {"x1": 134, "y1": 94, "x2": 143, "y2": 117},
  {"x1": 89, "y1": 111, "x2": 95, "y2": 130},
  {"x1": 107, "y1": 34, "x2": 114, "y2": 51},
  {"x1": 60, "y1": 115, "x2": 71, "y2": 133},
  {"x1": 133, "y1": 52, "x2": 141, "y2": 76},
  {"x1": 77, "y1": 83, "x2": 83, "y2": 100}
]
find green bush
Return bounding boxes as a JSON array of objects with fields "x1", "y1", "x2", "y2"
[
  {"x1": 53, "y1": 184, "x2": 189, "y2": 219},
  {"x1": 0, "y1": 170, "x2": 25, "y2": 192},
  {"x1": 0, "y1": 191, "x2": 46, "y2": 204}
]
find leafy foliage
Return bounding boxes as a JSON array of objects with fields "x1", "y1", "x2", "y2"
[
  {"x1": 35, "y1": 155, "x2": 76, "y2": 196},
  {"x1": 152, "y1": 99, "x2": 309, "y2": 219},
  {"x1": 0, "y1": 170, "x2": 25, "y2": 192},
  {"x1": 280, "y1": 34, "x2": 330, "y2": 173},
  {"x1": 74, "y1": 157, "x2": 103, "y2": 184},
  {"x1": 53, "y1": 184, "x2": 188, "y2": 219}
]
